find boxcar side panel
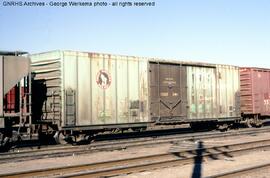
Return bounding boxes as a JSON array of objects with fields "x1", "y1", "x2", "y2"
[
  {"x1": 186, "y1": 66, "x2": 217, "y2": 119},
  {"x1": 139, "y1": 60, "x2": 149, "y2": 122},
  {"x1": 77, "y1": 54, "x2": 92, "y2": 125},
  {"x1": 241, "y1": 68, "x2": 270, "y2": 116},
  {"x1": 31, "y1": 51, "x2": 62, "y2": 125},
  {"x1": 63, "y1": 53, "x2": 77, "y2": 126},
  {"x1": 252, "y1": 70, "x2": 262, "y2": 114},
  {"x1": 149, "y1": 62, "x2": 159, "y2": 119},
  {"x1": 90, "y1": 53, "x2": 104, "y2": 124},
  {"x1": 258, "y1": 69, "x2": 270, "y2": 116},
  {"x1": 116, "y1": 56, "x2": 129, "y2": 123},
  {"x1": 128, "y1": 58, "x2": 140, "y2": 122},
  {"x1": 217, "y1": 65, "x2": 240, "y2": 118},
  {"x1": 105, "y1": 55, "x2": 117, "y2": 124},
  {"x1": 252, "y1": 69, "x2": 270, "y2": 116},
  {"x1": 240, "y1": 68, "x2": 253, "y2": 114},
  {"x1": 61, "y1": 51, "x2": 149, "y2": 126},
  {"x1": 149, "y1": 62, "x2": 187, "y2": 121}
]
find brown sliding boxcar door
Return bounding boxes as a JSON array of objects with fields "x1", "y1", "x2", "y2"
[{"x1": 150, "y1": 62, "x2": 187, "y2": 121}]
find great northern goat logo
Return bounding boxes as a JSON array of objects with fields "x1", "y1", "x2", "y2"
[{"x1": 96, "y1": 69, "x2": 111, "y2": 89}]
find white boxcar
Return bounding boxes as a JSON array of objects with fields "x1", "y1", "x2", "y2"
[
  {"x1": 31, "y1": 51, "x2": 149, "y2": 129},
  {"x1": 31, "y1": 50, "x2": 240, "y2": 131}
]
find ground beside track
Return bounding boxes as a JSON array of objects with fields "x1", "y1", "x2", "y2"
[
  {"x1": 112, "y1": 149, "x2": 270, "y2": 178},
  {"x1": 0, "y1": 132, "x2": 270, "y2": 176}
]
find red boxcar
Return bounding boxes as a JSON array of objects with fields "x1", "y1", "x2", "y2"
[{"x1": 240, "y1": 67, "x2": 270, "y2": 118}]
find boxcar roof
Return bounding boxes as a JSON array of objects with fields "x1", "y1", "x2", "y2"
[
  {"x1": 31, "y1": 50, "x2": 238, "y2": 68},
  {"x1": 240, "y1": 67, "x2": 270, "y2": 71}
]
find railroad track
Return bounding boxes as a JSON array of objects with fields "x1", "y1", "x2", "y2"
[
  {"x1": 1, "y1": 138, "x2": 270, "y2": 178},
  {"x1": 0, "y1": 126, "x2": 270, "y2": 164},
  {"x1": 206, "y1": 162, "x2": 270, "y2": 178}
]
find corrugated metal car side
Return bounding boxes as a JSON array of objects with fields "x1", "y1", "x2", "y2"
[
  {"x1": 186, "y1": 66, "x2": 217, "y2": 119},
  {"x1": 31, "y1": 51, "x2": 62, "y2": 125},
  {"x1": 31, "y1": 51, "x2": 242, "y2": 127},
  {"x1": 61, "y1": 51, "x2": 149, "y2": 126},
  {"x1": 240, "y1": 67, "x2": 270, "y2": 116},
  {"x1": 216, "y1": 65, "x2": 240, "y2": 119},
  {"x1": 253, "y1": 68, "x2": 270, "y2": 116},
  {"x1": 240, "y1": 68, "x2": 253, "y2": 114},
  {"x1": 186, "y1": 64, "x2": 240, "y2": 120}
]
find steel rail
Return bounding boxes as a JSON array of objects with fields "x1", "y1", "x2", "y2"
[
  {"x1": 205, "y1": 162, "x2": 270, "y2": 178},
  {"x1": 1, "y1": 138, "x2": 270, "y2": 178},
  {"x1": 0, "y1": 127, "x2": 270, "y2": 164}
]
